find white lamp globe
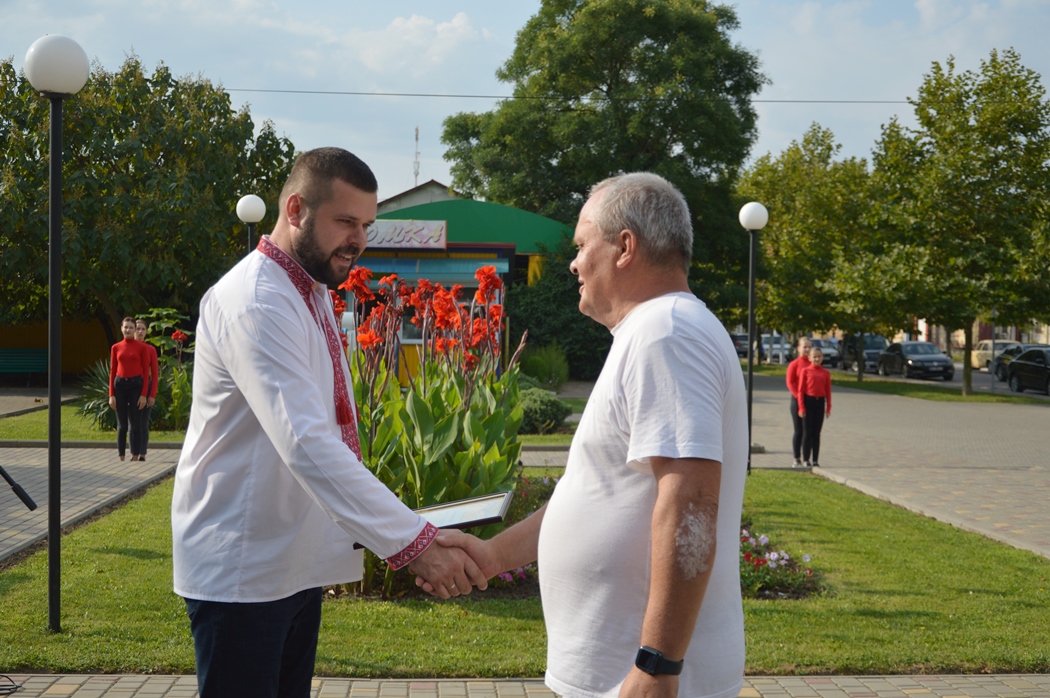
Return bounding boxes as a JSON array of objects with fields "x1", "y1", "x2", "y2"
[
  {"x1": 24, "y1": 35, "x2": 90, "y2": 96},
  {"x1": 738, "y1": 202, "x2": 769, "y2": 231},
  {"x1": 236, "y1": 194, "x2": 267, "y2": 224}
]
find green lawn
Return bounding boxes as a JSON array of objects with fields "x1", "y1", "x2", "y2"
[
  {"x1": 2, "y1": 470, "x2": 1048, "y2": 675},
  {"x1": 749, "y1": 363, "x2": 1050, "y2": 405},
  {"x1": 0, "y1": 405, "x2": 187, "y2": 442}
]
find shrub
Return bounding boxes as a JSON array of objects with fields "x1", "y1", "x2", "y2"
[
  {"x1": 517, "y1": 372, "x2": 542, "y2": 391},
  {"x1": 78, "y1": 359, "x2": 117, "y2": 430},
  {"x1": 519, "y1": 343, "x2": 570, "y2": 392},
  {"x1": 518, "y1": 388, "x2": 572, "y2": 434}
]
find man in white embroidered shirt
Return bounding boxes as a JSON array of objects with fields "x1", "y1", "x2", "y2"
[
  {"x1": 425, "y1": 173, "x2": 748, "y2": 698},
  {"x1": 171, "y1": 147, "x2": 487, "y2": 698}
]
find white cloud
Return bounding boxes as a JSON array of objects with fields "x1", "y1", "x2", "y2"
[{"x1": 352, "y1": 12, "x2": 483, "y2": 77}]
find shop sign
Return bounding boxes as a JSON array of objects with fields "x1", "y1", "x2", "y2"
[{"x1": 368, "y1": 220, "x2": 447, "y2": 249}]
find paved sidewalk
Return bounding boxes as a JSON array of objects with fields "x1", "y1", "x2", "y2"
[{"x1": 4, "y1": 674, "x2": 1050, "y2": 698}]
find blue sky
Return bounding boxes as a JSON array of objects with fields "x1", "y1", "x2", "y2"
[{"x1": 4, "y1": 0, "x2": 1050, "y2": 202}]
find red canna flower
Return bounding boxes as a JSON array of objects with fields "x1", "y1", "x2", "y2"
[
  {"x1": 339, "y1": 266, "x2": 374, "y2": 302},
  {"x1": 172, "y1": 330, "x2": 188, "y2": 344},
  {"x1": 357, "y1": 328, "x2": 381, "y2": 349},
  {"x1": 474, "y1": 265, "x2": 502, "y2": 304},
  {"x1": 463, "y1": 352, "x2": 479, "y2": 371}
]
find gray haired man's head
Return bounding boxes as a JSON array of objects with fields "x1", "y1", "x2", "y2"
[{"x1": 587, "y1": 173, "x2": 693, "y2": 273}]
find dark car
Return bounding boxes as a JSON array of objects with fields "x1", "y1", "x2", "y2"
[
  {"x1": 841, "y1": 334, "x2": 889, "y2": 373},
  {"x1": 878, "y1": 341, "x2": 955, "y2": 381},
  {"x1": 731, "y1": 333, "x2": 765, "y2": 361},
  {"x1": 1007, "y1": 347, "x2": 1050, "y2": 395},
  {"x1": 730, "y1": 333, "x2": 749, "y2": 358},
  {"x1": 992, "y1": 343, "x2": 1050, "y2": 381}
]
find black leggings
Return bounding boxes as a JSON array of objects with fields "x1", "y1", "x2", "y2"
[
  {"x1": 790, "y1": 396, "x2": 804, "y2": 459},
  {"x1": 802, "y1": 395, "x2": 826, "y2": 463},
  {"x1": 114, "y1": 376, "x2": 144, "y2": 457}
]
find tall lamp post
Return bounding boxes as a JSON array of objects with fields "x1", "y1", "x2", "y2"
[
  {"x1": 25, "y1": 34, "x2": 90, "y2": 633},
  {"x1": 237, "y1": 194, "x2": 266, "y2": 255},
  {"x1": 739, "y1": 202, "x2": 768, "y2": 474}
]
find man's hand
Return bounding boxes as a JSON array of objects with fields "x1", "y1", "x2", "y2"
[
  {"x1": 414, "y1": 530, "x2": 501, "y2": 595},
  {"x1": 137, "y1": 395, "x2": 147, "y2": 409},
  {"x1": 407, "y1": 529, "x2": 490, "y2": 599},
  {"x1": 108, "y1": 396, "x2": 116, "y2": 411},
  {"x1": 618, "y1": 668, "x2": 678, "y2": 698}
]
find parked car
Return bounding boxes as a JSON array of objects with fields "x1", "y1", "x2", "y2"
[
  {"x1": 991, "y1": 343, "x2": 1050, "y2": 381},
  {"x1": 809, "y1": 338, "x2": 840, "y2": 368},
  {"x1": 878, "y1": 341, "x2": 955, "y2": 381},
  {"x1": 1007, "y1": 347, "x2": 1050, "y2": 394},
  {"x1": 730, "y1": 333, "x2": 749, "y2": 358},
  {"x1": 730, "y1": 333, "x2": 765, "y2": 361},
  {"x1": 761, "y1": 333, "x2": 789, "y2": 363},
  {"x1": 841, "y1": 334, "x2": 889, "y2": 373},
  {"x1": 971, "y1": 339, "x2": 1021, "y2": 370}
]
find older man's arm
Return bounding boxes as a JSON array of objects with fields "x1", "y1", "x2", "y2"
[
  {"x1": 414, "y1": 503, "x2": 547, "y2": 593},
  {"x1": 619, "y1": 456, "x2": 722, "y2": 698}
]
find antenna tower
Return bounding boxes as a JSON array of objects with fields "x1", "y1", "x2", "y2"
[{"x1": 413, "y1": 126, "x2": 420, "y2": 187}]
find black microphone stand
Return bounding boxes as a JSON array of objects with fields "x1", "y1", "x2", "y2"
[{"x1": 0, "y1": 464, "x2": 38, "y2": 511}]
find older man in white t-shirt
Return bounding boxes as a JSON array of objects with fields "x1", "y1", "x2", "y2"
[{"x1": 425, "y1": 173, "x2": 749, "y2": 698}]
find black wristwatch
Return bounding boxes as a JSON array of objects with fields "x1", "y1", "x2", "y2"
[{"x1": 635, "y1": 646, "x2": 684, "y2": 676}]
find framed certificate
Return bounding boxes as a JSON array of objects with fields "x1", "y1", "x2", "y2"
[
  {"x1": 353, "y1": 491, "x2": 514, "y2": 549},
  {"x1": 414, "y1": 491, "x2": 514, "y2": 530}
]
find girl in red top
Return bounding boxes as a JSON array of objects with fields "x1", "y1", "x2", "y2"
[
  {"x1": 796, "y1": 347, "x2": 832, "y2": 468},
  {"x1": 109, "y1": 317, "x2": 149, "y2": 461},
  {"x1": 135, "y1": 319, "x2": 160, "y2": 461},
  {"x1": 785, "y1": 337, "x2": 812, "y2": 467}
]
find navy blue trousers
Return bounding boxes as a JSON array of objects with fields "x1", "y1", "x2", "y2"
[{"x1": 185, "y1": 587, "x2": 323, "y2": 698}]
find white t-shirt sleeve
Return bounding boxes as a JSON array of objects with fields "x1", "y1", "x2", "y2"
[{"x1": 622, "y1": 330, "x2": 727, "y2": 473}]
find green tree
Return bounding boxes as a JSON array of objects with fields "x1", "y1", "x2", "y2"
[
  {"x1": 872, "y1": 49, "x2": 1050, "y2": 394},
  {"x1": 506, "y1": 236, "x2": 613, "y2": 380},
  {"x1": 0, "y1": 56, "x2": 296, "y2": 342},
  {"x1": 442, "y1": 0, "x2": 767, "y2": 322}
]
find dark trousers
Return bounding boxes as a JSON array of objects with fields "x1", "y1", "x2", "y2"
[
  {"x1": 802, "y1": 395, "x2": 826, "y2": 463},
  {"x1": 185, "y1": 587, "x2": 323, "y2": 698},
  {"x1": 113, "y1": 376, "x2": 144, "y2": 458},
  {"x1": 790, "y1": 396, "x2": 804, "y2": 459},
  {"x1": 138, "y1": 404, "x2": 153, "y2": 455}
]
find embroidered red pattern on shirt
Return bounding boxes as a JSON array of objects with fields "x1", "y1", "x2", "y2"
[
  {"x1": 256, "y1": 237, "x2": 435, "y2": 566},
  {"x1": 385, "y1": 522, "x2": 439, "y2": 570},
  {"x1": 256, "y1": 236, "x2": 362, "y2": 459}
]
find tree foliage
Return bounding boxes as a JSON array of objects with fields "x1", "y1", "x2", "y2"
[
  {"x1": 505, "y1": 236, "x2": 613, "y2": 380},
  {"x1": 0, "y1": 56, "x2": 296, "y2": 341},
  {"x1": 872, "y1": 48, "x2": 1050, "y2": 393},
  {"x1": 442, "y1": 0, "x2": 767, "y2": 323}
]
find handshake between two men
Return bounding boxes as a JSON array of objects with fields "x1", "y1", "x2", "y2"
[{"x1": 405, "y1": 528, "x2": 503, "y2": 599}]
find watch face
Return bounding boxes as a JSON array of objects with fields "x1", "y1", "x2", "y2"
[{"x1": 636, "y1": 647, "x2": 660, "y2": 674}]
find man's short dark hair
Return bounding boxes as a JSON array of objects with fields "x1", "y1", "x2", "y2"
[{"x1": 279, "y1": 147, "x2": 378, "y2": 211}]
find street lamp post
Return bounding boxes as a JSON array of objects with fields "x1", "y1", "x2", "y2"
[
  {"x1": 25, "y1": 34, "x2": 90, "y2": 633},
  {"x1": 739, "y1": 202, "x2": 769, "y2": 474},
  {"x1": 237, "y1": 194, "x2": 266, "y2": 255}
]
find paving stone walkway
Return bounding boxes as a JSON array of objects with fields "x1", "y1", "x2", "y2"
[{"x1": 3, "y1": 674, "x2": 1049, "y2": 698}]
